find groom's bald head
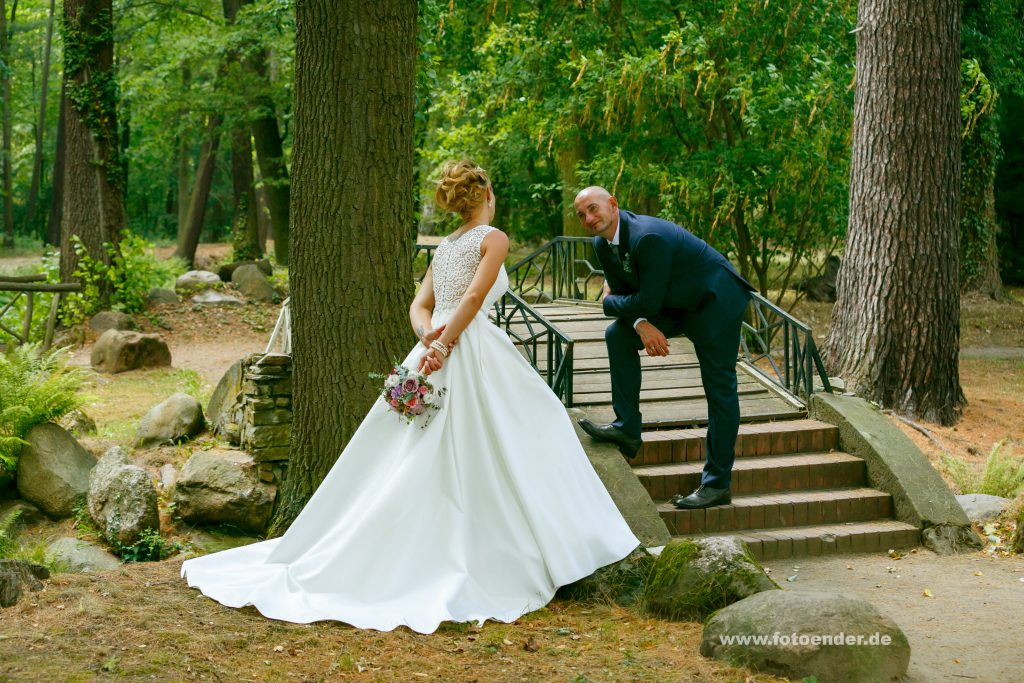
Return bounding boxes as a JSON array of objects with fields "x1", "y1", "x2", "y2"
[{"x1": 574, "y1": 186, "x2": 619, "y2": 240}]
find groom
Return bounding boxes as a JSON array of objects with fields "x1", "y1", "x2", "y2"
[{"x1": 574, "y1": 187, "x2": 754, "y2": 510}]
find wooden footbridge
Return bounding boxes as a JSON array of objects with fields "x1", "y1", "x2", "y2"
[{"x1": 418, "y1": 236, "x2": 920, "y2": 559}]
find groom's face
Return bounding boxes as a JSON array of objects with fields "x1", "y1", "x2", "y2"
[{"x1": 575, "y1": 192, "x2": 619, "y2": 240}]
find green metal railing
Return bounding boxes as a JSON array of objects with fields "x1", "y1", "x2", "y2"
[
  {"x1": 507, "y1": 236, "x2": 604, "y2": 302},
  {"x1": 740, "y1": 292, "x2": 832, "y2": 401},
  {"x1": 492, "y1": 290, "x2": 575, "y2": 406}
]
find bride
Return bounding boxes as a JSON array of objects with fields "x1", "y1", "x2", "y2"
[{"x1": 181, "y1": 159, "x2": 640, "y2": 634}]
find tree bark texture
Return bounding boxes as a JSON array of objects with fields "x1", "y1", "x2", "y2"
[
  {"x1": 825, "y1": 0, "x2": 965, "y2": 425},
  {"x1": 175, "y1": 115, "x2": 221, "y2": 267},
  {"x1": 269, "y1": 0, "x2": 416, "y2": 535},
  {"x1": 230, "y1": 127, "x2": 261, "y2": 261},
  {"x1": 59, "y1": 0, "x2": 126, "y2": 299},
  {"x1": 26, "y1": 0, "x2": 55, "y2": 237}
]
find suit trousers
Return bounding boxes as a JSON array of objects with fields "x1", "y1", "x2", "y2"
[{"x1": 605, "y1": 307, "x2": 745, "y2": 490}]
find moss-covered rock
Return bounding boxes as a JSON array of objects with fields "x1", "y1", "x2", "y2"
[
  {"x1": 557, "y1": 547, "x2": 654, "y2": 606},
  {"x1": 642, "y1": 537, "x2": 777, "y2": 622}
]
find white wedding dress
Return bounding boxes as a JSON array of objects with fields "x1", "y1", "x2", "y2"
[{"x1": 181, "y1": 225, "x2": 640, "y2": 633}]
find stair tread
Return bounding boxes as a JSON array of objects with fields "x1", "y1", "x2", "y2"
[
  {"x1": 636, "y1": 451, "x2": 862, "y2": 476},
  {"x1": 641, "y1": 418, "x2": 838, "y2": 442},
  {"x1": 682, "y1": 519, "x2": 919, "y2": 540},
  {"x1": 656, "y1": 487, "x2": 891, "y2": 512}
]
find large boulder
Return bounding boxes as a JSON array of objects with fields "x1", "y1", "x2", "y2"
[
  {"x1": 231, "y1": 264, "x2": 276, "y2": 302},
  {"x1": 175, "y1": 270, "x2": 221, "y2": 295},
  {"x1": 134, "y1": 393, "x2": 205, "y2": 448},
  {"x1": 59, "y1": 408, "x2": 97, "y2": 437},
  {"x1": 956, "y1": 493, "x2": 1012, "y2": 523},
  {"x1": 90, "y1": 329, "x2": 171, "y2": 374},
  {"x1": 0, "y1": 559, "x2": 49, "y2": 608},
  {"x1": 191, "y1": 291, "x2": 243, "y2": 307},
  {"x1": 643, "y1": 537, "x2": 778, "y2": 621},
  {"x1": 146, "y1": 287, "x2": 179, "y2": 305},
  {"x1": 87, "y1": 447, "x2": 159, "y2": 547},
  {"x1": 700, "y1": 590, "x2": 910, "y2": 683},
  {"x1": 219, "y1": 259, "x2": 272, "y2": 282},
  {"x1": 16, "y1": 423, "x2": 95, "y2": 519},
  {"x1": 89, "y1": 311, "x2": 136, "y2": 334},
  {"x1": 173, "y1": 450, "x2": 276, "y2": 534},
  {"x1": 207, "y1": 359, "x2": 245, "y2": 445},
  {"x1": 45, "y1": 537, "x2": 121, "y2": 572}
]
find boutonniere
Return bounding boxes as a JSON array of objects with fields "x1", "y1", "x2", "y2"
[{"x1": 622, "y1": 252, "x2": 634, "y2": 274}]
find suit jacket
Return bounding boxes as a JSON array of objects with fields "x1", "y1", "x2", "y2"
[{"x1": 596, "y1": 210, "x2": 754, "y2": 342}]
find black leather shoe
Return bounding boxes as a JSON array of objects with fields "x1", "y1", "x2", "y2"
[
  {"x1": 672, "y1": 485, "x2": 732, "y2": 509},
  {"x1": 577, "y1": 419, "x2": 643, "y2": 459}
]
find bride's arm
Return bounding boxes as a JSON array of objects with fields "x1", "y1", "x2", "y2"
[
  {"x1": 436, "y1": 230, "x2": 509, "y2": 349},
  {"x1": 409, "y1": 265, "x2": 439, "y2": 346}
]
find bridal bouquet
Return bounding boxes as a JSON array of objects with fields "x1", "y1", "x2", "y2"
[{"x1": 371, "y1": 364, "x2": 446, "y2": 426}]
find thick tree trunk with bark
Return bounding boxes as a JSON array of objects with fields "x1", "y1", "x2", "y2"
[
  {"x1": 45, "y1": 82, "x2": 66, "y2": 246},
  {"x1": 268, "y1": 0, "x2": 416, "y2": 535},
  {"x1": 59, "y1": 0, "x2": 126, "y2": 300},
  {"x1": 960, "y1": 110, "x2": 1005, "y2": 298},
  {"x1": 825, "y1": 0, "x2": 965, "y2": 425},
  {"x1": 26, "y1": 0, "x2": 55, "y2": 237},
  {"x1": 175, "y1": 115, "x2": 221, "y2": 267}
]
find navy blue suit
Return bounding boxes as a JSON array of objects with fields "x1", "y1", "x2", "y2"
[{"x1": 595, "y1": 210, "x2": 754, "y2": 489}]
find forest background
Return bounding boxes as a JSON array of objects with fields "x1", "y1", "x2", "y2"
[{"x1": 0, "y1": 0, "x2": 1020, "y2": 303}]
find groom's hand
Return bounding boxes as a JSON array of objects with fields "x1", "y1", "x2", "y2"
[{"x1": 636, "y1": 320, "x2": 670, "y2": 356}]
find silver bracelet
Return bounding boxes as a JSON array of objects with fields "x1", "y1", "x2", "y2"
[{"x1": 429, "y1": 339, "x2": 450, "y2": 358}]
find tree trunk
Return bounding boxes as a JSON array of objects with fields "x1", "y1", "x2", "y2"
[
  {"x1": 960, "y1": 110, "x2": 1005, "y2": 298},
  {"x1": 0, "y1": 0, "x2": 14, "y2": 250},
  {"x1": 825, "y1": 0, "x2": 965, "y2": 425},
  {"x1": 175, "y1": 66, "x2": 191, "y2": 236},
  {"x1": 45, "y1": 81, "x2": 66, "y2": 246},
  {"x1": 557, "y1": 136, "x2": 588, "y2": 237},
  {"x1": 250, "y1": 68, "x2": 291, "y2": 266},
  {"x1": 25, "y1": 0, "x2": 55, "y2": 237},
  {"x1": 229, "y1": 127, "x2": 261, "y2": 261},
  {"x1": 59, "y1": 0, "x2": 126, "y2": 302},
  {"x1": 222, "y1": 0, "x2": 261, "y2": 262},
  {"x1": 175, "y1": 115, "x2": 222, "y2": 267},
  {"x1": 268, "y1": 0, "x2": 416, "y2": 535}
]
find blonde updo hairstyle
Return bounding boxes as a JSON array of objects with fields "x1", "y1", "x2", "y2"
[{"x1": 435, "y1": 160, "x2": 491, "y2": 220}]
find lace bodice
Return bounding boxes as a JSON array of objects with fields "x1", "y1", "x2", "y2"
[{"x1": 431, "y1": 225, "x2": 509, "y2": 314}]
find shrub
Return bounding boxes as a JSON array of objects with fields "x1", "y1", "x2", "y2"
[
  {"x1": 943, "y1": 440, "x2": 1024, "y2": 499},
  {"x1": 60, "y1": 233, "x2": 186, "y2": 325},
  {"x1": 113, "y1": 528, "x2": 181, "y2": 563},
  {"x1": 0, "y1": 344, "x2": 87, "y2": 473}
]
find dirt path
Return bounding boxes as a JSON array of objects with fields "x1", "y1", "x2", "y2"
[{"x1": 776, "y1": 549, "x2": 1024, "y2": 681}]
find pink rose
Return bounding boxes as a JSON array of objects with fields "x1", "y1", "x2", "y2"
[
  {"x1": 403, "y1": 378, "x2": 418, "y2": 393},
  {"x1": 389, "y1": 399, "x2": 399, "y2": 407},
  {"x1": 418, "y1": 385, "x2": 428, "y2": 394}
]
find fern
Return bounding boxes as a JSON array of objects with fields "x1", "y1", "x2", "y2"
[
  {"x1": 0, "y1": 509, "x2": 21, "y2": 557},
  {"x1": 0, "y1": 344, "x2": 88, "y2": 472},
  {"x1": 943, "y1": 440, "x2": 1024, "y2": 499}
]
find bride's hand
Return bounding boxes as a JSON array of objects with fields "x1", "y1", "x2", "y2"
[{"x1": 419, "y1": 348, "x2": 446, "y2": 375}]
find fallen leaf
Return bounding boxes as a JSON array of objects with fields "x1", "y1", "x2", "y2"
[
  {"x1": 273, "y1": 645, "x2": 284, "y2": 653},
  {"x1": 846, "y1": 564, "x2": 854, "y2": 570},
  {"x1": 502, "y1": 638, "x2": 513, "y2": 646},
  {"x1": 523, "y1": 637, "x2": 540, "y2": 652},
  {"x1": 786, "y1": 575, "x2": 798, "y2": 582},
  {"x1": 923, "y1": 589, "x2": 934, "y2": 598},
  {"x1": 974, "y1": 571, "x2": 983, "y2": 576}
]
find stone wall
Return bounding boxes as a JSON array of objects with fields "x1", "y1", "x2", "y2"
[{"x1": 209, "y1": 353, "x2": 292, "y2": 484}]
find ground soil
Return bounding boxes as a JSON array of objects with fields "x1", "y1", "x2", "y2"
[{"x1": 2, "y1": 246, "x2": 1023, "y2": 681}]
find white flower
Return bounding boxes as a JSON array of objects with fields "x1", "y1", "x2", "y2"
[
  {"x1": 384, "y1": 374, "x2": 400, "y2": 389},
  {"x1": 422, "y1": 392, "x2": 435, "y2": 406}
]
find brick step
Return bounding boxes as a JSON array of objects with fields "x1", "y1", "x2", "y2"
[
  {"x1": 680, "y1": 520, "x2": 921, "y2": 561},
  {"x1": 634, "y1": 418, "x2": 839, "y2": 466},
  {"x1": 636, "y1": 452, "x2": 866, "y2": 500},
  {"x1": 657, "y1": 487, "x2": 892, "y2": 535}
]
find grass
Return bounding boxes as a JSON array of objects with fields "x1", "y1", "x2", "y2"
[
  {"x1": 81, "y1": 367, "x2": 210, "y2": 444},
  {"x1": 942, "y1": 440, "x2": 1024, "y2": 498}
]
